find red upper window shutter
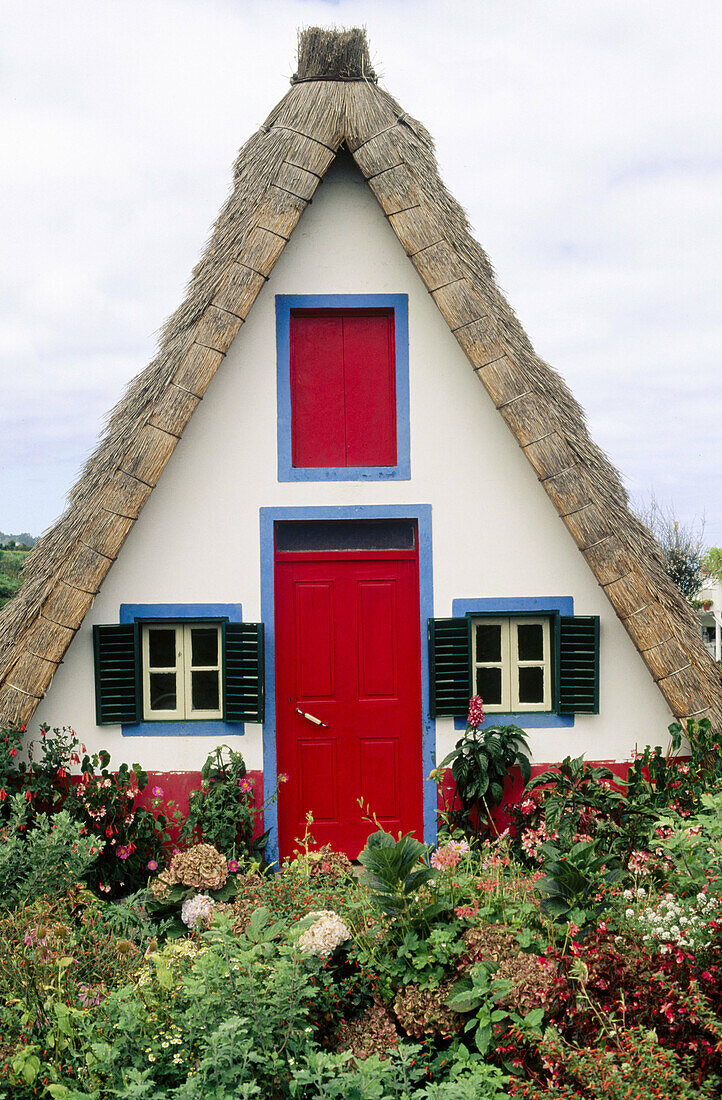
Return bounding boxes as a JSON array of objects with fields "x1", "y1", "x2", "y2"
[{"x1": 290, "y1": 310, "x2": 397, "y2": 468}]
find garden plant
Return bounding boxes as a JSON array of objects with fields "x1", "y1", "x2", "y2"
[{"x1": 1, "y1": 705, "x2": 722, "y2": 1097}]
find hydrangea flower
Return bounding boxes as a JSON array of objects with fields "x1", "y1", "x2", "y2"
[
  {"x1": 297, "y1": 910, "x2": 351, "y2": 957},
  {"x1": 181, "y1": 894, "x2": 216, "y2": 929}
]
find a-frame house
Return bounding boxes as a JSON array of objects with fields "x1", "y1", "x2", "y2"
[{"x1": 1, "y1": 28, "x2": 720, "y2": 860}]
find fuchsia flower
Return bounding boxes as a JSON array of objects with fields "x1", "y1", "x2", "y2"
[
  {"x1": 467, "y1": 695, "x2": 484, "y2": 730},
  {"x1": 228, "y1": 859, "x2": 239, "y2": 873},
  {"x1": 147, "y1": 859, "x2": 158, "y2": 871},
  {"x1": 238, "y1": 777, "x2": 253, "y2": 794},
  {"x1": 278, "y1": 772, "x2": 289, "y2": 784},
  {"x1": 151, "y1": 786, "x2": 164, "y2": 798}
]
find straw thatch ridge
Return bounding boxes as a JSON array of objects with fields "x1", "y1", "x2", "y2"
[
  {"x1": 1, "y1": 27, "x2": 720, "y2": 731},
  {"x1": 291, "y1": 26, "x2": 378, "y2": 83}
]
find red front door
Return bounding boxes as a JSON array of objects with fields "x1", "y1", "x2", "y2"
[{"x1": 275, "y1": 548, "x2": 423, "y2": 859}]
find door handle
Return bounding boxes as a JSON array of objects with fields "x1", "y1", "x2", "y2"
[{"x1": 295, "y1": 707, "x2": 328, "y2": 727}]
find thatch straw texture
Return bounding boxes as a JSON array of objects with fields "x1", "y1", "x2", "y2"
[{"x1": 1, "y1": 28, "x2": 720, "y2": 731}]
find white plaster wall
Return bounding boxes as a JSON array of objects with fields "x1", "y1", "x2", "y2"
[{"x1": 32, "y1": 156, "x2": 673, "y2": 772}]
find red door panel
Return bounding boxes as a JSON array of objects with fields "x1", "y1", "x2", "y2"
[{"x1": 275, "y1": 553, "x2": 422, "y2": 859}]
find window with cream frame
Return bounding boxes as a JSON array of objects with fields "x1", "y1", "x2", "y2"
[
  {"x1": 471, "y1": 616, "x2": 552, "y2": 713},
  {"x1": 142, "y1": 623, "x2": 223, "y2": 721}
]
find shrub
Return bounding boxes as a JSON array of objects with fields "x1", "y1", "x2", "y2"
[
  {"x1": 0, "y1": 794, "x2": 99, "y2": 906},
  {"x1": 509, "y1": 1025, "x2": 719, "y2": 1099},
  {"x1": 627, "y1": 718, "x2": 722, "y2": 819},
  {"x1": 549, "y1": 926, "x2": 722, "y2": 1079},
  {"x1": 435, "y1": 697, "x2": 531, "y2": 843},
  {"x1": 180, "y1": 744, "x2": 267, "y2": 858},
  {"x1": 331, "y1": 1002, "x2": 399, "y2": 1060}
]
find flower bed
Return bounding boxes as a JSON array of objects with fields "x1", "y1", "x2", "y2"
[{"x1": 1, "y1": 716, "x2": 722, "y2": 1097}]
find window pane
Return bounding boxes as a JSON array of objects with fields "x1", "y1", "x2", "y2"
[
  {"x1": 149, "y1": 672, "x2": 177, "y2": 711},
  {"x1": 517, "y1": 623, "x2": 544, "y2": 661},
  {"x1": 192, "y1": 670, "x2": 220, "y2": 712},
  {"x1": 519, "y1": 666, "x2": 544, "y2": 703},
  {"x1": 148, "y1": 628, "x2": 176, "y2": 668},
  {"x1": 191, "y1": 628, "x2": 218, "y2": 667},
  {"x1": 275, "y1": 519, "x2": 415, "y2": 552},
  {"x1": 476, "y1": 666, "x2": 502, "y2": 706},
  {"x1": 476, "y1": 623, "x2": 501, "y2": 663}
]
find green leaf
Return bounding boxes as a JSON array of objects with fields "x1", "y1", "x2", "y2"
[
  {"x1": 523, "y1": 1007, "x2": 545, "y2": 1028},
  {"x1": 475, "y1": 1024, "x2": 492, "y2": 1054},
  {"x1": 19, "y1": 1054, "x2": 41, "y2": 1084}
]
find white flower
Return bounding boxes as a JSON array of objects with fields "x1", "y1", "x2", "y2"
[
  {"x1": 625, "y1": 908, "x2": 635, "y2": 919},
  {"x1": 297, "y1": 910, "x2": 351, "y2": 958},
  {"x1": 623, "y1": 890, "x2": 633, "y2": 900},
  {"x1": 637, "y1": 888, "x2": 647, "y2": 897},
  {"x1": 181, "y1": 893, "x2": 216, "y2": 929}
]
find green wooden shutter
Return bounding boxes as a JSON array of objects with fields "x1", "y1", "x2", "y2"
[
  {"x1": 558, "y1": 616, "x2": 600, "y2": 714},
  {"x1": 93, "y1": 624, "x2": 140, "y2": 725},
  {"x1": 428, "y1": 617, "x2": 471, "y2": 717},
  {"x1": 224, "y1": 622, "x2": 265, "y2": 723}
]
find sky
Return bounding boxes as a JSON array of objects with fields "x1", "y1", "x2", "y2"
[{"x1": 1, "y1": 0, "x2": 720, "y2": 544}]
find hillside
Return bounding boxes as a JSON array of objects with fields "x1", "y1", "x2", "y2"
[
  {"x1": 0, "y1": 548, "x2": 30, "y2": 610},
  {"x1": 0, "y1": 531, "x2": 38, "y2": 548}
]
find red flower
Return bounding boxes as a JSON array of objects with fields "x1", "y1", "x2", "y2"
[
  {"x1": 467, "y1": 695, "x2": 484, "y2": 730},
  {"x1": 0, "y1": 789, "x2": 6, "y2": 801},
  {"x1": 24, "y1": 790, "x2": 33, "y2": 800},
  {"x1": 9, "y1": 747, "x2": 17, "y2": 758}
]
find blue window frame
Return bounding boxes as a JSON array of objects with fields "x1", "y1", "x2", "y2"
[
  {"x1": 451, "y1": 597, "x2": 575, "y2": 729},
  {"x1": 275, "y1": 294, "x2": 411, "y2": 482},
  {"x1": 119, "y1": 603, "x2": 246, "y2": 737}
]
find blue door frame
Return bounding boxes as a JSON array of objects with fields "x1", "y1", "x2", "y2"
[{"x1": 260, "y1": 504, "x2": 435, "y2": 866}]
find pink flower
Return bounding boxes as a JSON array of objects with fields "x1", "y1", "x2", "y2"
[
  {"x1": 228, "y1": 859, "x2": 239, "y2": 873},
  {"x1": 278, "y1": 773, "x2": 289, "y2": 784},
  {"x1": 147, "y1": 859, "x2": 158, "y2": 871},
  {"x1": 151, "y1": 786, "x2": 164, "y2": 798},
  {"x1": 238, "y1": 777, "x2": 253, "y2": 794},
  {"x1": 431, "y1": 838, "x2": 470, "y2": 871},
  {"x1": 455, "y1": 900, "x2": 480, "y2": 920},
  {"x1": 467, "y1": 695, "x2": 484, "y2": 730},
  {"x1": 117, "y1": 846, "x2": 130, "y2": 860}
]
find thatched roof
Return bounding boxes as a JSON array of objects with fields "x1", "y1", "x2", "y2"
[{"x1": 1, "y1": 27, "x2": 721, "y2": 730}]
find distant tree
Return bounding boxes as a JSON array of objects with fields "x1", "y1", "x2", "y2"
[
  {"x1": 702, "y1": 547, "x2": 722, "y2": 583},
  {"x1": 637, "y1": 496, "x2": 706, "y2": 601}
]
